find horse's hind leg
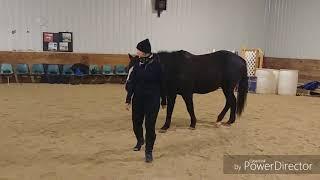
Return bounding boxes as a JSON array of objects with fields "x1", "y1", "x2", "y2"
[
  {"x1": 160, "y1": 94, "x2": 177, "y2": 132},
  {"x1": 217, "y1": 88, "x2": 230, "y2": 123},
  {"x1": 223, "y1": 88, "x2": 237, "y2": 126},
  {"x1": 182, "y1": 94, "x2": 197, "y2": 129}
]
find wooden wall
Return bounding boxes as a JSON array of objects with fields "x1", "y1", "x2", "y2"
[
  {"x1": 0, "y1": 51, "x2": 129, "y2": 67},
  {"x1": 0, "y1": 51, "x2": 319, "y2": 83},
  {"x1": 264, "y1": 57, "x2": 320, "y2": 83}
]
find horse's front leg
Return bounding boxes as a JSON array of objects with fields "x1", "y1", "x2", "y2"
[
  {"x1": 182, "y1": 93, "x2": 197, "y2": 130},
  {"x1": 159, "y1": 94, "x2": 177, "y2": 133}
]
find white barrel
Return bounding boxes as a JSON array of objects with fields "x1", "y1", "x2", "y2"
[
  {"x1": 255, "y1": 68, "x2": 278, "y2": 94},
  {"x1": 278, "y1": 69, "x2": 299, "y2": 96}
]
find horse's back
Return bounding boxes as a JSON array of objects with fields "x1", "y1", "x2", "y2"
[
  {"x1": 188, "y1": 50, "x2": 247, "y2": 93},
  {"x1": 190, "y1": 51, "x2": 245, "y2": 75},
  {"x1": 212, "y1": 50, "x2": 246, "y2": 73},
  {"x1": 162, "y1": 50, "x2": 247, "y2": 94}
]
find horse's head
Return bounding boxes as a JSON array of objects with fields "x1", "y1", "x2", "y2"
[{"x1": 127, "y1": 53, "x2": 140, "y2": 70}]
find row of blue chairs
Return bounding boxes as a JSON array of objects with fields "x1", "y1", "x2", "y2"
[{"x1": 0, "y1": 63, "x2": 129, "y2": 84}]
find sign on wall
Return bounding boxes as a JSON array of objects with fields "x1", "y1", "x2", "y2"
[{"x1": 43, "y1": 32, "x2": 73, "y2": 52}]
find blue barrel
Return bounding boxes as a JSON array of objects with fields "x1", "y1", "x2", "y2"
[{"x1": 248, "y1": 76, "x2": 257, "y2": 93}]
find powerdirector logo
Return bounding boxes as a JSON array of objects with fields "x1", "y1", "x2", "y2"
[{"x1": 224, "y1": 155, "x2": 320, "y2": 174}]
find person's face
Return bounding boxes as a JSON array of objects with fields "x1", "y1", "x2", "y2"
[{"x1": 136, "y1": 49, "x2": 145, "y2": 58}]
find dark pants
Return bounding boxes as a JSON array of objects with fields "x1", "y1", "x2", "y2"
[{"x1": 132, "y1": 94, "x2": 160, "y2": 153}]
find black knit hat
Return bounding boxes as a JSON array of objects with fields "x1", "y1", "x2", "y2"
[{"x1": 136, "y1": 39, "x2": 151, "y2": 54}]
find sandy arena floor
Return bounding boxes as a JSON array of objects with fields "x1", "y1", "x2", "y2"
[{"x1": 0, "y1": 84, "x2": 319, "y2": 180}]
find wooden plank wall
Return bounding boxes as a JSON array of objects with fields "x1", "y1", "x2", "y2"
[
  {"x1": 0, "y1": 51, "x2": 129, "y2": 67},
  {"x1": 264, "y1": 57, "x2": 320, "y2": 83},
  {"x1": 0, "y1": 51, "x2": 319, "y2": 83}
]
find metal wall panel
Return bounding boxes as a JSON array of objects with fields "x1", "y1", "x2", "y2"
[
  {"x1": 0, "y1": 0, "x2": 266, "y2": 54},
  {"x1": 265, "y1": 0, "x2": 320, "y2": 59}
]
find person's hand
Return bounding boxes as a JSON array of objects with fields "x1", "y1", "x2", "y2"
[{"x1": 125, "y1": 103, "x2": 131, "y2": 111}]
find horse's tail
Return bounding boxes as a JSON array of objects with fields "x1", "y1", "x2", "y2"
[{"x1": 237, "y1": 74, "x2": 248, "y2": 116}]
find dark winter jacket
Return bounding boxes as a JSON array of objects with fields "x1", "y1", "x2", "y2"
[{"x1": 125, "y1": 54, "x2": 166, "y2": 105}]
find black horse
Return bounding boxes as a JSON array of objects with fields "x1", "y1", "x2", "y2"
[{"x1": 128, "y1": 50, "x2": 248, "y2": 132}]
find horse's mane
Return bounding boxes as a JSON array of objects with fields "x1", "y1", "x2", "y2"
[
  {"x1": 156, "y1": 50, "x2": 190, "y2": 63},
  {"x1": 157, "y1": 50, "x2": 187, "y2": 54}
]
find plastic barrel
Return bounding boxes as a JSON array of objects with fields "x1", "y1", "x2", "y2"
[
  {"x1": 278, "y1": 69, "x2": 299, "y2": 96},
  {"x1": 255, "y1": 68, "x2": 278, "y2": 94}
]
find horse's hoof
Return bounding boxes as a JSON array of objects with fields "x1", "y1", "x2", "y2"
[
  {"x1": 159, "y1": 127, "x2": 168, "y2": 133},
  {"x1": 188, "y1": 126, "x2": 196, "y2": 130},
  {"x1": 214, "y1": 122, "x2": 222, "y2": 128},
  {"x1": 221, "y1": 122, "x2": 232, "y2": 128},
  {"x1": 159, "y1": 129, "x2": 167, "y2": 133}
]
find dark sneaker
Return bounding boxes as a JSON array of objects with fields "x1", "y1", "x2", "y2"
[
  {"x1": 145, "y1": 152, "x2": 153, "y2": 163},
  {"x1": 133, "y1": 140, "x2": 144, "y2": 151}
]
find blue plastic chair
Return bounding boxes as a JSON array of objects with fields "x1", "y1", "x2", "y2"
[
  {"x1": 62, "y1": 64, "x2": 74, "y2": 76},
  {"x1": 31, "y1": 64, "x2": 45, "y2": 83},
  {"x1": 114, "y1": 64, "x2": 128, "y2": 84},
  {"x1": 15, "y1": 64, "x2": 29, "y2": 75},
  {"x1": 89, "y1": 64, "x2": 101, "y2": 75},
  {"x1": 31, "y1": 64, "x2": 45, "y2": 75},
  {"x1": 0, "y1": 64, "x2": 14, "y2": 74},
  {"x1": 61, "y1": 64, "x2": 74, "y2": 84},
  {"x1": 102, "y1": 64, "x2": 116, "y2": 82},
  {"x1": 47, "y1": 64, "x2": 62, "y2": 84},
  {"x1": 102, "y1": 64, "x2": 115, "y2": 75},
  {"x1": 47, "y1": 64, "x2": 60, "y2": 75},
  {"x1": 0, "y1": 63, "x2": 14, "y2": 85},
  {"x1": 15, "y1": 64, "x2": 30, "y2": 84},
  {"x1": 115, "y1": 64, "x2": 128, "y2": 76},
  {"x1": 88, "y1": 64, "x2": 102, "y2": 84}
]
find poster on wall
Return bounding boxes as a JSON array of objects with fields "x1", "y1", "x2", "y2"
[
  {"x1": 43, "y1": 32, "x2": 73, "y2": 52},
  {"x1": 43, "y1": 32, "x2": 54, "y2": 42},
  {"x1": 61, "y1": 32, "x2": 72, "y2": 42},
  {"x1": 59, "y1": 42, "x2": 69, "y2": 51},
  {"x1": 43, "y1": 32, "x2": 59, "y2": 51},
  {"x1": 59, "y1": 32, "x2": 73, "y2": 52},
  {"x1": 48, "y1": 42, "x2": 58, "y2": 51}
]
